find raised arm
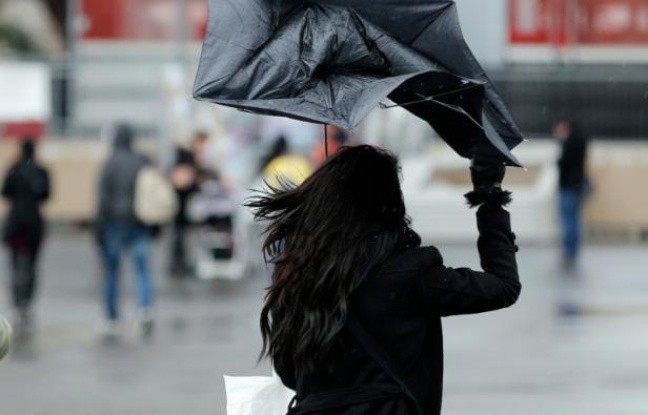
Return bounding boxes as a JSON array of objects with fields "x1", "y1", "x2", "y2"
[{"x1": 422, "y1": 163, "x2": 520, "y2": 316}]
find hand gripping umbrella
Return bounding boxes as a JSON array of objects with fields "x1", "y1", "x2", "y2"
[{"x1": 193, "y1": 0, "x2": 524, "y2": 166}]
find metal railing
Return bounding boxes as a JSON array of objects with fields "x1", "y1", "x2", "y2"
[{"x1": 490, "y1": 65, "x2": 648, "y2": 139}]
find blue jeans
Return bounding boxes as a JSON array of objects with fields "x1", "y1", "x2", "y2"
[
  {"x1": 559, "y1": 189, "x2": 583, "y2": 259},
  {"x1": 101, "y1": 223, "x2": 153, "y2": 321}
]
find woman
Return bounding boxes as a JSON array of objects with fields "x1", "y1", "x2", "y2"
[
  {"x1": 247, "y1": 145, "x2": 520, "y2": 415},
  {"x1": 2, "y1": 140, "x2": 50, "y2": 328}
]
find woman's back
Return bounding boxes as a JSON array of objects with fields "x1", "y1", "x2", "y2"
[
  {"x1": 278, "y1": 230, "x2": 518, "y2": 415},
  {"x1": 279, "y1": 247, "x2": 445, "y2": 415}
]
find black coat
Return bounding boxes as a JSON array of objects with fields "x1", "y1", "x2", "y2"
[
  {"x1": 2, "y1": 160, "x2": 51, "y2": 247},
  {"x1": 558, "y1": 134, "x2": 588, "y2": 190},
  {"x1": 171, "y1": 148, "x2": 199, "y2": 226},
  {"x1": 276, "y1": 205, "x2": 520, "y2": 415},
  {"x1": 97, "y1": 145, "x2": 148, "y2": 225}
]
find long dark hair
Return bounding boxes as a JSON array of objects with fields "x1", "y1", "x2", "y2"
[{"x1": 246, "y1": 145, "x2": 420, "y2": 373}]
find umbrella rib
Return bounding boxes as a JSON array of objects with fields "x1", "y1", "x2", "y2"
[
  {"x1": 380, "y1": 82, "x2": 485, "y2": 109},
  {"x1": 381, "y1": 88, "x2": 484, "y2": 130},
  {"x1": 423, "y1": 82, "x2": 485, "y2": 99},
  {"x1": 380, "y1": 98, "x2": 430, "y2": 109},
  {"x1": 423, "y1": 98, "x2": 484, "y2": 130}
]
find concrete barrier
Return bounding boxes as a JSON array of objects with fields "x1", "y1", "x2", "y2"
[
  {"x1": 0, "y1": 139, "x2": 158, "y2": 222},
  {"x1": 1, "y1": 139, "x2": 647, "y2": 243},
  {"x1": 402, "y1": 140, "x2": 648, "y2": 244}
]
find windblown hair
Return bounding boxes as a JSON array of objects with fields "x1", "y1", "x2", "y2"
[{"x1": 246, "y1": 145, "x2": 420, "y2": 374}]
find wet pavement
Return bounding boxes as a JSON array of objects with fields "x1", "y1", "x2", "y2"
[{"x1": 1, "y1": 231, "x2": 647, "y2": 415}]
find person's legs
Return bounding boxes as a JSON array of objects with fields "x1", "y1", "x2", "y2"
[
  {"x1": 9, "y1": 249, "x2": 21, "y2": 309},
  {"x1": 128, "y1": 225, "x2": 154, "y2": 335},
  {"x1": 559, "y1": 189, "x2": 582, "y2": 261},
  {"x1": 13, "y1": 252, "x2": 31, "y2": 308},
  {"x1": 6, "y1": 236, "x2": 37, "y2": 328},
  {"x1": 8, "y1": 247, "x2": 33, "y2": 329},
  {"x1": 571, "y1": 193, "x2": 583, "y2": 258},
  {"x1": 23, "y1": 242, "x2": 42, "y2": 309},
  {"x1": 102, "y1": 225, "x2": 122, "y2": 322},
  {"x1": 170, "y1": 221, "x2": 189, "y2": 276}
]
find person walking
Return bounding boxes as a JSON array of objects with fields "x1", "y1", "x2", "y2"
[
  {"x1": 553, "y1": 120, "x2": 589, "y2": 269},
  {"x1": 2, "y1": 140, "x2": 50, "y2": 330},
  {"x1": 168, "y1": 145, "x2": 199, "y2": 277},
  {"x1": 247, "y1": 145, "x2": 520, "y2": 415},
  {"x1": 96, "y1": 124, "x2": 155, "y2": 338}
]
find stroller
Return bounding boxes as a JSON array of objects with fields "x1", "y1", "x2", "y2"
[{"x1": 188, "y1": 176, "x2": 244, "y2": 280}]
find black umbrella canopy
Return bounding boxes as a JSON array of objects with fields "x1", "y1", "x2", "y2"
[{"x1": 194, "y1": 0, "x2": 524, "y2": 166}]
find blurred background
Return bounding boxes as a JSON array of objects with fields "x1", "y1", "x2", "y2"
[{"x1": 0, "y1": 1, "x2": 647, "y2": 414}]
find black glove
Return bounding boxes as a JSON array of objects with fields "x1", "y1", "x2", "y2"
[
  {"x1": 465, "y1": 160, "x2": 511, "y2": 208},
  {"x1": 470, "y1": 160, "x2": 506, "y2": 190}
]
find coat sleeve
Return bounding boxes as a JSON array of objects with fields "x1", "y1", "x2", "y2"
[
  {"x1": 421, "y1": 205, "x2": 520, "y2": 316},
  {"x1": 96, "y1": 164, "x2": 111, "y2": 223}
]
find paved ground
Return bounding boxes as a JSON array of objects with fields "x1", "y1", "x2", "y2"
[{"x1": 0, "y1": 230, "x2": 647, "y2": 415}]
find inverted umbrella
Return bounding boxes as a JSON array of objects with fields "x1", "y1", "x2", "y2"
[{"x1": 193, "y1": 0, "x2": 523, "y2": 166}]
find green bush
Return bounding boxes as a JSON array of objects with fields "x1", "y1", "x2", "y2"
[{"x1": 0, "y1": 24, "x2": 38, "y2": 54}]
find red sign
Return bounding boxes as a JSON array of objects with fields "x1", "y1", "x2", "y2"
[
  {"x1": 80, "y1": 0, "x2": 124, "y2": 38},
  {"x1": 1, "y1": 122, "x2": 46, "y2": 140},
  {"x1": 511, "y1": 0, "x2": 549, "y2": 44},
  {"x1": 81, "y1": 0, "x2": 207, "y2": 41},
  {"x1": 510, "y1": 0, "x2": 648, "y2": 45},
  {"x1": 577, "y1": 0, "x2": 648, "y2": 43}
]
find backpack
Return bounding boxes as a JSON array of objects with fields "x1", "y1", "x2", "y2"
[{"x1": 134, "y1": 166, "x2": 178, "y2": 225}]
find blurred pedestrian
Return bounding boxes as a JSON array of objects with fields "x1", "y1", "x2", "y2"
[
  {"x1": 259, "y1": 135, "x2": 289, "y2": 175},
  {"x1": 168, "y1": 133, "x2": 205, "y2": 277},
  {"x1": 191, "y1": 130, "x2": 210, "y2": 171},
  {"x1": 96, "y1": 124, "x2": 155, "y2": 338},
  {"x1": 261, "y1": 135, "x2": 313, "y2": 188},
  {"x1": 2, "y1": 140, "x2": 50, "y2": 330},
  {"x1": 247, "y1": 146, "x2": 520, "y2": 415},
  {"x1": 553, "y1": 120, "x2": 590, "y2": 269}
]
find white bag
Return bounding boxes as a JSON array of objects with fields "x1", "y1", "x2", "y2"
[
  {"x1": 224, "y1": 372, "x2": 295, "y2": 415},
  {"x1": 134, "y1": 166, "x2": 178, "y2": 225}
]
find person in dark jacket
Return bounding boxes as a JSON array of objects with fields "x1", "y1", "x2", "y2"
[
  {"x1": 168, "y1": 146, "x2": 199, "y2": 277},
  {"x1": 247, "y1": 145, "x2": 520, "y2": 415},
  {"x1": 168, "y1": 131, "x2": 213, "y2": 276},
  {"x1": 553, "y1": 120, "x2": 589, "y2": 268},
  {"x1": 96, "y1": 124, "x2": 154, "y2": 338},
  {"x1": 2, "y1": 140, "x2": 50, "y2": 328}
]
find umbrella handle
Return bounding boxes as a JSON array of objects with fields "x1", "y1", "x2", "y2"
[{"x1": 324, "y1": 124, "x2": 329, "y2": 160}]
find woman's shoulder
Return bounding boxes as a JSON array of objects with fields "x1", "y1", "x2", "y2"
[{"x1": 379, "y1": 246, "x2": 443, "y2": 275}]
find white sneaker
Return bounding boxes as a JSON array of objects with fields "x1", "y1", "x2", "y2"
[
  {"x1": 97, "y1": 320, "x2": 121, "y2": 341},
  {"x1": 139, "y1": 309, "x2": 154, "y2": 338}
]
